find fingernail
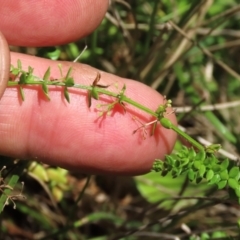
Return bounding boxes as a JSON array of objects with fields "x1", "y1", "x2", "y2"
[{"x1": 0, "y1": 31, "x2": 10, "y2": 99}]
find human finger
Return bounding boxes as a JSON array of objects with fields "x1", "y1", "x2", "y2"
[
  {"x1": 0, "y1": 32, "x2": 10, "y2": 99},
  {"x1": 0, "y1": 52, "x2": 177, "y2": 175},
  {"x1": 0, "y1": 0, "x2": 109, "y2": 46}
]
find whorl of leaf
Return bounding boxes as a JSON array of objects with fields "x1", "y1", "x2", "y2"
[{"x1": 152, "y1": 147, "x2": 240, "y2": 203}]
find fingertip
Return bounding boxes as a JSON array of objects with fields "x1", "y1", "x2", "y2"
[
  {"x1": 0, "y1": 32, "x2": 10, "y2": 99},
  {"x1": 1, "y1": 54, "x2": 177, "y2": 175},
  {"x1": 0, "y1": 0, "x2": 109, "y2": 46}
]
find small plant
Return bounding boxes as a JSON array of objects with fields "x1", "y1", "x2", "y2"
[
  {"x1": 6, "y1": 59, "x2": 240, "y2": 204},
  {"x1": 0, "y1": 166, "x2": 25, "y2": 212}
]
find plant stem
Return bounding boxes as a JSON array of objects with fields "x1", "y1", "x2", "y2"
[
  {"x1": 170, "y1": 124, "x2": 205, "y2": 151},
  {"x1": 7, "y1": 67, "x2": 205, "y2": 152},
  {"x1": 8, "y1": 80, "x2": 157, "y2": 116}
]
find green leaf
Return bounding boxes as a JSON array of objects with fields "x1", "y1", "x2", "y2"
[
  {"x1": 0, "y1": 175, "x2": 19, "y2": 213},
  {"x1": 229, "y1": 166, "x2": 239, "y2": 179},
  {"x1": 219, "y1": 169, "x2": 229, "y2": 180},
  {"x1": 44, "y1": 47, "x2": 61, "y2": 60},
  {"x1": 28, "y1": 66, "x2": 34, "y2": 75},
  {"x1": 220, "y1": 159, "x2": 229, "y2": 169},
  {"x1": 64, "y1": 87, "x2": 70, "y2": 103},
  {"x1": 120, "y1": 84, "x2": 126, "y2": 95},
  {"x1": 19, "y1": 72, "x2": 26, "y2": 84},
  {"x1": 172, "y1": 169, "x2": 180, "y2": 178},
  {"x1": 174, "y1": 160, "x2": 180, "y2": 168},
  {"x1": 199, "y1": 165, "x2": 206, "y2": 177},
  {"x1": 206, "y1": 169, "x2": 214, "y2": 181},
  {"x1": 211, "y1": 231, "x2": 227, "y2": 238},
  {"x1": 30, "y1": 163, "x2": 49, "y2": 182},
  {"x1": 26, "y1": 73, "x2": 34, "y2": 83},
  {"x1": 65, "y1": 67, "x2": 72, "y2": 80},
  {"x1": 234, "y1": 173, "x2": 240, "y2": 181},
  {"x1": 217, "y1": 180, "x2": 227, "y2": 189},
  {"x1": 152, "y1": 160, "x2": 163, "y2": 172},
  {"x1": 200, "y1": 233, "x2": 210, "y2": 239},
  {"x1": 42, "y1": 83, "x2": 50, "y2": 100},
  {"x1": 65, "y1": 77, "x2": 74, "y2": 87},
  {"x1": 17, "y1": 59, "x2": 22, "y2": 70},
  {"x1": 193, "y1": 161, "x2": 202, "y2": 170},
  {"x1": 180, "y1": 157, "x2": 189, "y2": 166},
  {"x1": 188, "y1": 169, "x2": 196, "y2": 181},
  {"x1": 135, "y1": 172, "x2": 208, "y2": 207},
  {"x1": 58, "y1": 64, "x2": 63, "y2": 77},
  {"x1": 208, "y1": 174, "x2": 220, "y2": 185},
  {"x1": 91, "y1": 88, "x2": 99, "y2": 100},
  {"x1": 235, "y1": 187, "x2": 240, "y2": 198},
  {"x1": 165, "y1": 155, "x2": 175, "y2": 165},
  {"x1": 11, "y1": 65, "x2": 20, "y2": 75},
  {"x1": 188, "y1": 147, "x2": 196, "y2": 159},
  {"x1": 19, "y1": 86, "x2": 25, "y2": 101},
  {"x1": 43, "y1": 67, "x2": 51, "y2": 81},
  {"x1": 206, "y1": 156, "x2": 217, "y2": 167},
  {"x1": 195, "y1": 150, "x2": 206, "y2": 161},
  {"x1": 228, "y1": 178, "x2": 238, "y2": 189},
  {"x1": 151, "y1": 121, "x2": 157, "y2": 136},
  {"x1": 46, "y1": 168, "x2": 67, "y2": 184},
  {"x1": 204, "y1": 111, "x2": 236, "y2": 144},
  {"x1": 87, "y1": 91, "x2": 92, "y2": 108},
  {"x1": 205, "y1": 144, "x2": 221, "y2": 154},
  {"x1": 212, "y1": 164, "x2": 221, "y2": 173}
]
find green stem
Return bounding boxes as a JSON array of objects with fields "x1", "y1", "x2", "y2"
[
  {"x1": 160, "y1": 118, "x2": 205, "y2": 151},
  {"x1": 171, "y1": 124, "x2": 205, "y2": 151},
  {"x1": 8, "y1": 80, "x2": 157, "y2": 116},
  {"x1": 7, "y1": 68, "x2": 205, "y2": 152}
]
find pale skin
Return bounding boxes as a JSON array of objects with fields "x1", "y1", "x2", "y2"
[{"x1": 0, "y1": 0, "x2": 177, "y2": 175}]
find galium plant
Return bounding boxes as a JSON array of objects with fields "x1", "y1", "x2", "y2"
[{"x1": 6, "y1": 59, "x2": 240, "y2": 204}]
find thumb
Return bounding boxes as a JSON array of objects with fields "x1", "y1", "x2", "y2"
[{"x1": 0, "y1": 32, "x2": 10, "y2": 99}]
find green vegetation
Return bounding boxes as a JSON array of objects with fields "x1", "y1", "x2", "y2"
[{"x1": 1, "y1": 1, "x2": 240, "y2": 239}]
